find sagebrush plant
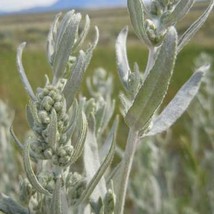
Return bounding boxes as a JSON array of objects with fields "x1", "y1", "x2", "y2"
[
  {"x1": 128, "y1": 54, "x2": 214, "y2": 214},
  {"x1": 0, "y1": 0, "x2": 213, "y2": 213},
  {"x1": 0, "y1": 100, "x2": 20, "y2": 198}
]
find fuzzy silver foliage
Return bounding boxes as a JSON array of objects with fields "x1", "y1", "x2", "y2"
[
  {"x1": 114, "y1": 0, "x2": 213, "y2": 213},
  {"x1": 2, "y1": 10, "x2": 118, "y2": 214},
  {"x1": 0, "y1": 101, "x2": 19, "y2": 197},
  {"x1": 129, "y1": 56, "x2": 214, "y2": 213},
  {"x1": 0, "y1": 0, "x2": 213, "y2": 213}
]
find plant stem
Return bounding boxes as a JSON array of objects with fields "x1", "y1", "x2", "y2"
[{"x1": 115, "y1": 128, "x2": 139, "y2": 214}]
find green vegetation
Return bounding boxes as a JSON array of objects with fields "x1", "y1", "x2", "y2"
[
  {"x1": 0, "y1": 45, "x2": 213, "y2": 138},
  {"x1": 0, "y1": 2, "x2": 214, "y2": 213}
]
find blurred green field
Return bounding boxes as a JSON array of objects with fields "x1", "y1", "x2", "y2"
[
  {"x1": 0, "y1": 4, "x2": 214, "y2": 140},
  {"x1": 0, "y1": 4, "x2": 214, "y2": 214}
]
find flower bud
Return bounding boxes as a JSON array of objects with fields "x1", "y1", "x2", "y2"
[
  {"x1": 49, "y1": 90, "x2": 57, "y2": 99},
  {"x1": 54, "y1": 101, "x2": 62, "y2": 112},
  {"x1": 38, "y1": 111, "x2": 50, "y2": 124},
  {"x1": 104, "y1": 189, "x2": 116, "y2": 213},
  {"x1": 19, "y1": 178, "x2": 35, "y2": 206},
  {"x1": 68, "y1": 178, "x2": 87, "y2": 205},
  {"x1": 52, "y1": 145, "x2": 73, "y2": 166},
  {"x1": 43, "y1": 148, "x2": 53, "y2": 159},
  {"x1": 42, "y1": 88, "x2": 49, "y2": 96},
  {"x1": 151, "y1": 1, "x2": 163, "y2": 16}
]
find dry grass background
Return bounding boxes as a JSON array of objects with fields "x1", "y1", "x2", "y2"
[{"x1": 0, "y1": 3, "x2": 213, "y2": 140}]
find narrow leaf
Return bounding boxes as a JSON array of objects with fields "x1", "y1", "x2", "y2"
[
  {"x1": 10, "y1": 126, "x2": 24, "y2": 151},
  {"x1": 125, "y1": 27, "x2": 177, "y2": 130},
  {"x1": 97, "y1": 99, "x2": 115, "y2": 138},
  {"x1": 10, "y1": 126, "x2": 38, "y2": 162},
  {"x1": 145, "y1": 65, "x2": 208, "y2": 136},
  {"x1": 23, "y1": 140, "x2": 51, "y2": 196},
  {"x1": 69, "y1": 110, "x2": 87, "y2": 165},
  {"x1": 0, "y1": 193, "x2": 29, "y2": 214},
  {"x1": 17, "y1": 42, "x2": 36, "y2": 101},
  {"x1": 107, "y1": 163, "x2": 121, "y2": 187},
  {"x1": 64, "y1": 100, "x2": 78, "y2": 138},
  {"x1": 162, "y1": 0, "x2": 195, "y2": 27},
  {"x1": 115, "y1": 26, "x2": 131, "y2": 89},
  {"x1": 48, "y1": 109, "x2": 58, "y2": 149},
  {"x1": 83, "y1": 26, "x2": 99, "y2": 71},
  {"x1": 76, "y1": 117, "x2": 119, "y2": 206},
  {"x1": 66, "y1": 100, "x2": 87, "y2": 167},
  {"x1": 178, "y1": 0, "x2": 214, "y2": 52},
  {"x1": 73, "y1": 15, "x2": 90, "y2": 51},
  {"x1": 26, "y1": 105, "x2": 34, "y2": 130},
  {"x1": 28, "y1": 100, "x2": 41, "y2": 124},
  {"x1": 84, "y1": 113, "x2": 107, "y2": 200},
  {"x1": 127, "y1": 0, "x2": 151, "y2": 46},
  {"x1": 63, "y1": 27, "x2": 99, "y2": 110},
  {"x1": 63, "y1": 51, "x2": 86, "y2": 109},
  {"x1": 47, "y1": 12, "x2": 61, "y2": 66},
  {"x1": 53, "y1": 12, "x2": 81, "y2": 84}
]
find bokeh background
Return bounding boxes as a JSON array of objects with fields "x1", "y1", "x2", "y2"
[
  {"x1": 0, "y1": 0, "x2": 213, "y2": 138},
  {"x1": 0, "y1": 0, "x2": 214, "y2": 213}
]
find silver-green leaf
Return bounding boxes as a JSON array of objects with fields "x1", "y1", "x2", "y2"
[
  {"x1": 0, "y1": 193, "x2": 29, "y2": 214},
  {"x1": 162, "y1": 0, "x2": 195, "y2": 27},
  {"x1": 178, "y1": 0, "x2": 214, "y2": 52},
  {"x1": 84, "y1": 113, "x2": 107, "y2": 201},
  {"x1": 10, "y1": 126, "x2": 24, "y2": 151},
  {"x1": 73, "y1": 15, "x2": 90, "y2": 52},
  {"x1": 68, "y1": 106, "x2": 88, "y2": 166},
  {"x1": 47, "y1": 12, "x2": 61, "y2": 66},
  {"x1": 76, "y1": 117, "x2": 119, "y2": 206},
  {"x1": 127, "y1": 0, "x2": 151, "y2": 46},
  {"x1": 63, "y1": 51, "x2": 86, "y2": 109},
  {"x1": 23, "y1": 140, "x2": 51, "y2": 196},
  {"x1": 83, "y1": 26, "x2": 99, "y2": 71},
  {"x1": 145, "y1": 65, "x2": 209, "y2": 136},
  {"x1": 63, "y1": 27, "x2": 99, "y2": 109},
  {"x1": 53, "y1": 11, "x2": 81, "y2": 84},
  {"x1": 125, "y1": 27, "x2": 177, "y2": 131},
  {"x1": 115, "y1": 26, "x2": 131, "y2": 90},
  {"x1": 17, "y1": 42, "x2": 36, "y2": 101},
  {"x1": 48, "y1": 109, "x2": 58, "y2": 149},
  {"x1": 26, "y1": 105, "x2": 34, "y2": 130}
]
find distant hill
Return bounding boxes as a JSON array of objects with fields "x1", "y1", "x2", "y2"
[
  {"x1": 0, "y1": 11, "x2": 7, "y2": 15},
  {"x1": 0, "y1": 0, "x2": 126, "y2": 15},
  {"x1": 49, "y1": 0, "x2": 126, "y2": 9}
]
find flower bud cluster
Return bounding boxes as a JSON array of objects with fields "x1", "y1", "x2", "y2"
[
  {"x1": 36, "y1": 84, "x2": 68, "y2": 132},
  {"x1": 145, "y1": 19, "x2": 166, "y2": 46},
  {"x1": 30, "y1": 138, "x2": 53, "y2": 159},
  {"x1": 103, "y1": 189, "x2": 116, "y2": 214},
  {"x1": 52, "y1": 145, "x2": 74, "y2": 167},
  {"x1": 150, "y1": 0, "x2": 178, "y2": 16},
  {"x1": 66, "y1": 172, "x2": 87, "y2": 206},
  {"x1": 30, "y1": 82, "x2": 71, "y2": 163},
  {"x1": 144, "y1": 0, "x2": 178, "y2": 46},
  {"x1": 32, "y1": 196, "x2": 50, "y2": 214},
  {"x1": 128, "y1": 0, "x2": 184, "y2": 47},
  {"x1": 19, "y1": 178, "x2": 35, "y2": 206},
  {"x1": 90, "y1": 188, "x2": 116, "y2": 214},
  {"x1": 87, "y1": 68, "x2": 113, "y2": 98},
  {"x1": 38, "y1": 172, "x2": 55, "y2": 193}
]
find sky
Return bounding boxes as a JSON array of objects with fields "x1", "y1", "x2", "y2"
[
  {"x1": 0, "y1": 0, "x2": 58, "y2": 12},
  {"x1": 1, "y1": 0, "x2": 132, "y2": 12},
  {"x1": 0, "y1": 0, "x2": 205, "y2": 12},
  {"x1": 0, "y1": 0, "x2": 178, "y2": 13}
]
